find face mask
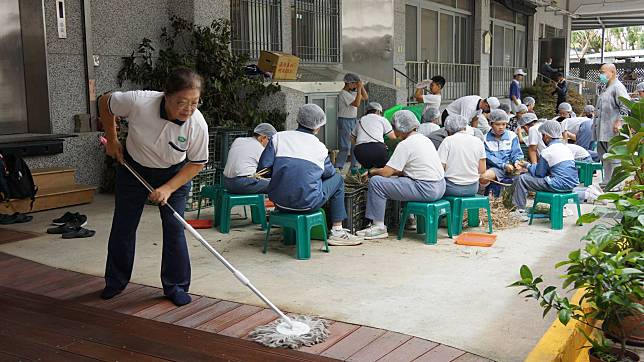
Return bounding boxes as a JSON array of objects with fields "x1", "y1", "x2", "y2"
[{"x1": 599, "y1": 73, "x2": 609, "y2": 84}]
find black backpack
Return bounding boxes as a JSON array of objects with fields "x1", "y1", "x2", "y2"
[{"x1": 0, "y1": 153, "x2": 37, "y2": 209}]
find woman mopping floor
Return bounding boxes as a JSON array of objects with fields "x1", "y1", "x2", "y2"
[{"x1": 99, "y1": 67, "x2": 328, "y2": 347}]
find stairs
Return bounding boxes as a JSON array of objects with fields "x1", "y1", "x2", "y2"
[{"x1": 0, "y1": 167, "x2": 96, "y2": 213}]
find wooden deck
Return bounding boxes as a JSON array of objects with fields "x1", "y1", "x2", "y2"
[{"x1": 0, "y1": 252, "x2": 491, "y2": 362}]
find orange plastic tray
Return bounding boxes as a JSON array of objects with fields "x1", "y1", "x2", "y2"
[
  {"x1": 455, "y1": 232, "x2": 497, "y2": 247},
  {"x1": 186, "y1": 219, "x2": 213, "y2": 229}
]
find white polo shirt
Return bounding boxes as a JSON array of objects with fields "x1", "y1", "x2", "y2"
[
  {"x1": 338, "y1": 90, "x2": 358, "y2": 118},
  {"x1": 351, "y1": 114, "x2": 393, "y2": 145},
  {"x1": 561, "y1": 117, "x2": 591, "y2": 135},
  {"x1": 387, "y1": 133, "x2": 444, "y2": 182},
  {"x1": 223, "y1": 137, "x2": 264, "y2": 177},
  {"x1": 109, "y1": 90, "x2": 209, "y2": 168},
  {"x1": 528, "y1": 122, "x2": 547, "y2": 153},
  {"x1": 567, "y1": 143, "x2": 591, "y2": 160},
  {"x1": 437, "y1": 132, "x2": 486, "y2": 185}
]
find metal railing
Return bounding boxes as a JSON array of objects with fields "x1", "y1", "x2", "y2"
[
  {"x1": 230, "y1": 0, "x2": 282, "y2": 60},
  {"x1": 489, "y1": 66, "x2": 530, "y2": 98},
  {"x1": 293, "y1": 0, "x2": 340, "y2": 63},
  {"x1": 405, "y1": 62, "x2": 480, "y2": 102},
  {"x1": 567, "y1": 75, "x2": 601, "y2": 106}
]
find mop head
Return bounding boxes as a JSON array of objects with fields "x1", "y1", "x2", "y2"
[{"x1": 249, "y1": 314, "x2": 330, "y2": 349}]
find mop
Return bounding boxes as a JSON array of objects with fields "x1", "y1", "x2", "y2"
[{"x1": 100, "y1": 138, "x2": 329, "y2": 348}]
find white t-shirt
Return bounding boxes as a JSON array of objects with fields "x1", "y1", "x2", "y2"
[
  {"x1": 466, "y1": 126, "x2": 485, "y2": 141},
  {"x1": 422, "y1": 93, "x2": 442, "y2": 115},
  {"x1": 351, "y1": 114, "x2": 393, "y2": 145},
  {"x1": 387, "y1": 133, "x2": 444, "y2": 181},
  {"x1": 567, "y1": 143, "x2": 591, "y2": 160},
  {"x1": 109, "y1": 90, "x2": 209, "y2": 168},
  {"x1": 417, "y1": 123, "x2": 440, "y2": 137},
  {"x1": 561, "y1": 117, "x2": 590, "y2": 135},
  {"x1": 338, "y1": 90, "x2": 358, "y2": 118},
  {"x1": 446, "y1": 95, "x2": 481, "y2": 121},
  {"x1": 223, "y1": 137, "x2": 265, "y2": 177},
  {"x1": 437, "y1": 132, "x2": 486, "y2": 185},
  {"x1": 528, "y1": 122, "x2": 547, "y2": 153}
]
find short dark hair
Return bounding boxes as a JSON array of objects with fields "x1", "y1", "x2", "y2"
[
  {"x1": 431, "y1": 76, "x2": 446, "y2": 89},
  {"x1": 164, "y1": 68, "x2": 203, "y2": 95},
  {"x1": 366, "y1": 108, "x2": 380, "y2": 115}
]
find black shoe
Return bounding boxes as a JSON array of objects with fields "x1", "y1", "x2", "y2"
[
  {"x1": 0, "y1": 213, "x2": 32, "y2": 225},
  {"x1": 100, "y1": 286, "x2": 123, "y2": 300},
  {"x1": 61, "y1": 227, "x2": 95, "y2": 239},
  {"x1": 52, "y1": 212, "x2": 87, "y2": 227},
  {"x1": 167, "y1": 290, "x2": 192, "y2": 306}
]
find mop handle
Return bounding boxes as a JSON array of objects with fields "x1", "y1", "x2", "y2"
[{"x1": 119, "y1": 160, "x2": 294, "y2": 325}]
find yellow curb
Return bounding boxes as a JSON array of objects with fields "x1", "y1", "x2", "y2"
[{"x1": 525, "y1": 289, "x2": 594, "y2": 362}]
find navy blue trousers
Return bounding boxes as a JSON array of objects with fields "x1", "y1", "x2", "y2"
[{"x1": 104, "y1": 154, "x2": 191, "y2": 297}]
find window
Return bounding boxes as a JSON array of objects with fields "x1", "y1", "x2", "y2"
[
  {"x1": 406, "y1": 0, "x2": 473, "y2": 64},
  {"x1": 293, "y1": 0, "x2": 340, "y2": 63},
  {"x1": 405, "y1": 5, "x2": 418, "y2": 61},
  {"x1": 230, "y1": 0, "x2": 282, "y2": 60},
  {"x1": 490, "y1": 1, "x2": 527, "y2": 68}
]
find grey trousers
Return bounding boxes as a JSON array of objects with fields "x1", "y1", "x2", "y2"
[
  {"x1": 597, "y1": 141, "x2": 620, "y2": 188},
  {"x1": 366, "y1": 176, "x2": 446, "y2": 222},
  {"x1": 512, "y1": 173, "x2": 555, "y2": 209}
]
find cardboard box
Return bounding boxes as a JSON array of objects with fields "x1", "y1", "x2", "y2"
[{"x1": 258, "y1": 51, "x2": 300, "y2": 80}]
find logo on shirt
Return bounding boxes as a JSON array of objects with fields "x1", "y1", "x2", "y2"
[{"x1": 178, "y1": 136, "x2": 187, "y2": 143}]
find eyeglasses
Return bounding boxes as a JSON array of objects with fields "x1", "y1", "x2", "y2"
[{"x1": 175, "y1": 98, "x2": 203, "y2": 110}]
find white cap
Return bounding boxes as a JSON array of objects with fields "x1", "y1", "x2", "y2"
[
  {"x1": 486, "y1": 97, "x2": 501, "y2": 110},
  {"x1": 514, "y1": 69, "x2": 526, "y2": 76}
]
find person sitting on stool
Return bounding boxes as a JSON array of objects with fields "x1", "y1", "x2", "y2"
[
  {"x1": 258, "y1": 104, "x2": 362, "y2": 246},
  {"x1": 359, "y1": 110, "x2": 446, "y2": 240},
  {"x1": 479, "y1": 109, "x2": 525, "y2": 188},
  {"x1": 351, "y1": 102, "x2": 397, "y2": 169},
  {"x1": 99, "y1": 68, "x2": 209, "y2": 306},
  {"x1": 223, "y1": 123, "x2": 277, "y2": 194},
  {"x1": 511, "y1": 120, "x2": 579, "y2": 221}
]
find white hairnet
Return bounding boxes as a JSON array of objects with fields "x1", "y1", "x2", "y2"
[
  {"x1": 558, "y1": 102, "x2": 572, "y2": 112},
  {"x1": 366, "y1": 102, "x2": 383, "y2": 112},
  {"x1": 583, "y1": 105, "x2": 595, "y2": 113},
  {"x1": 488, "y1": 109, "x2": 509, "y2": 124},
  {"x1": 422, "y1": 107, "x2": 440, "y2": 123},
  {"x1": 343, "y1": 73, "x2": 361, "y2": 83},
  {"x1": 517, "y1": 113, "x2": 538, "y2": 127},
  {"x1": 253, "y1": 123, "x2": 277, "y2": 137},
  {"x1": 637, "y1": 82, "x2": 644, "y2": 92},
  {"x1": 297, "y1": 104, "x2": 327, "y2": 129},
  {"x1": 486, "y1": 97, "x2": 500, "y2": 109},
  {"x1": 393, "y1": 110, "x2": 420, "y2": 133},
  {"x1": 539, "y1": 120, "x2": 563, "y2": 138},
  {"x1": 444, "y1": 115, "x2": 468, "y2": 134},
  {"x1": 523, "y1": 97, "x2": 536, "y2": 106},
  {"x1": 516, "y1": 104, "x2": 529, "y2": 113}
]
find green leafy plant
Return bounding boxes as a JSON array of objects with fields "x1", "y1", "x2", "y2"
[
  {"x1": 510, "y1": 244, "x2": 644, "y2": 361},
  {"x1": 511, "y1": 98, "x2": 644, "y2": 361},
  {"x1": 117, "y1": 16, "x2": 286, "y2": 130}
]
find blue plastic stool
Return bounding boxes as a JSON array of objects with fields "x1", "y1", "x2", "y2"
[
  {"x1": 264, "y1": 210, "x2": 329, "y2": 260},
  {"x1": 398, "y1": 200, "x2": 452, "y2": 244}
]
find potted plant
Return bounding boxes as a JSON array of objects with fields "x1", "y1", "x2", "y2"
[
  {"x1": 510, "y1": 243, "x2": 643, "y2": 362},
  {"x1": 511, "y1": 97, "x2": 644, "y2": 361}
]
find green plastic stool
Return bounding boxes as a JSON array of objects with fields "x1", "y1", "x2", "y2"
[
  {"x1": 264, "y1": 210, "x2": 329, "y2": 260},
  {"x1": 310, "y1": 209, "x2": 327, "y2": 240},
  {"x1": 443, "y1": 195, "x2": 493, "y2": 236},
  {"x1": 529, "y1": 191, "x2": 582, "y2": 230},
  {"x1": 575, "y1": 161, "x2": 604, "y2": 187},
  {"x1": 218, "y1": 192, "x2": 267, "y2": 234},
  {"x1": 397, "y1": 200, "x2": 452, "y2": 245},
  {"x1": 199, "y1": 184, "x2": 224, "y2": 226}
]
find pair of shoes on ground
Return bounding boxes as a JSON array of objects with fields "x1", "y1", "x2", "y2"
[
  {"x1": 47, "y1": 212, "x2": 95, "y2": 238},
  {"x1": 0, "y1": 212, "x2": 32, "y2": 225},
  {"x1": 100, "y1": 286, "x2": 191, "y2": 306},
  {"x1": 328, "y1": 228, "x2": 363, "y2": 246}
]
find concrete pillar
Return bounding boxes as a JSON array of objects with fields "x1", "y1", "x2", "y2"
[
  {"x1": 168, "y1": 0, "x2": 230, "y2": 27},
  {"x1": 526, "y1": 9, "x2": 541, "y2": 83},
  {"x1": 281, "y1": 0, "x2": 292, "y2": 53},
  {"x1": 393, "y1": 0, "x2": 407, "y2": 103},
  {"x1": 562, "y1": 0, "x2": 572, "y2": 76},
  {"x1": 473, "y1": 0, "x2": 491, "y2": 97}
]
